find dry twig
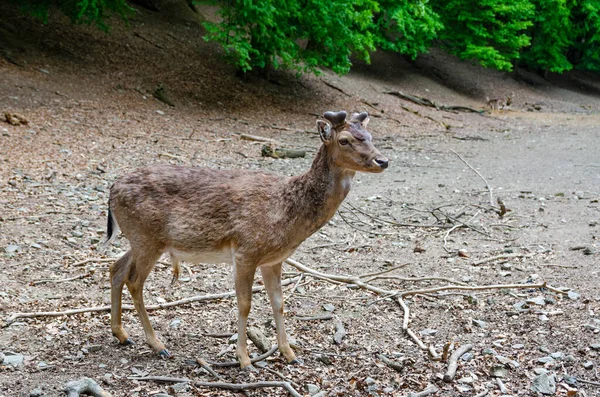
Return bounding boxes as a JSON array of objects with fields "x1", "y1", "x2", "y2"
[
  {"x1": 4, "y1": 277, "x2": 299, "y2": 325},
  {"x1": 443, "y1": 343, "x2": 473, "y2": 382},
  {"x1": 194, "y1": 381, "x2": 302, "y2": 397},
  {"x1": 450, "y1": 149, "x2": 494, "y2": 206},
  {"x1": 206, "y1": 345, "x2": 279, "y2": 367}
]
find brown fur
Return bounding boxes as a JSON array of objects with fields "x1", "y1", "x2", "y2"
[{"x1": 106, "y1": 111, "x2": 388, "y2": 368}]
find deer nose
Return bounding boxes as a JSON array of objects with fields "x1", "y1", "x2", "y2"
[{"x1": 374, "y1": 157, "x2": 389, "y2": 169}]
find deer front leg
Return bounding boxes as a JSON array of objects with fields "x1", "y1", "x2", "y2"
[
  {"x1": 126, "y1": 249, "x2": 170, "y2": 358},
  {"x1": 260, "y1": 263, "x2": 299, "y2": 364},
  {"x1": 233, "y1": 262, "x2": 257, "y2": 369}
]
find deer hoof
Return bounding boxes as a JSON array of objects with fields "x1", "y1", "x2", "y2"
[
  {"x1": 289, "y1": 358, "x2": 303, "y2": 365},
  {"x1": 241, "y1": 364, "x2": 257, "y2": 372},
  {"x1": 121, "y1": 338, "x2": 135, "y2": 346},
  {"x1": 158, "y1": 349, "x2": 172, "y2": 359}
]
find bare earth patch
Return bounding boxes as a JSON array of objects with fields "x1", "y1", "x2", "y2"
[{"x1": 1, "y1": 4, "x2": 599, "y2": 397}]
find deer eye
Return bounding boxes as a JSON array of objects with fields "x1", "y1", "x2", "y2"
[{"x1": 339, "y1": 138, "x2": 350, "y2": 146}]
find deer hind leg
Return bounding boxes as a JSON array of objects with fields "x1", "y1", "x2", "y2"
[
  {"x1": 170, "y1": 253, "x2": 181, "y2": 285},
  {"x1": 125, "y1": 247, "x2": 169, "y2": 358},
  {"x1": 110, "y1": 250, "x2": 134, "y2": 345},
  {"x1": 233, "y1": 260, "x2": 257, "y2": 369},
  {"x1": 261, "y1": 263, "x2": 299, "y2": 364}
]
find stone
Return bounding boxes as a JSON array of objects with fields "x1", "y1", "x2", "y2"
[
  {"x1": 169, "y1": 319, "x2": 182, "y2": 328},
  {"x1": 29, "y1": 388, "x2": 43, "y2": 397},
  {"x1": 527, "y1": 296, "x2": 546, "y2": 306},
  {"x1": 590, "y1": 343, "x2": 600, "y2": 350},
  {"x1": 490, "y1": 365, "x2": 508, "y2": 378},
  {"x1": 169, "y1": 382, "x2": 191, "y2": 393},
  {"x1": 472, "y1": 319, "x2": 488, "y2": 328},
  {"x1": 536, "y1": 356, "x2": 555, "y2": 364},
  {"x1": 247, "y1": 327, "x2": 271, "y2": 353},
  {"x1": 2, "y1": 352, "x2": 24, "y2": 367},
  {"x1": 307, "y1": 384, "x2": 320, "y2": 395},
  {"x1": 4, "y1": 245, "x2": 21, "y2": 253},
  {"x1": 531, "y1": 372, "x2": 556, "y2": 395},
  {"x1": 419, "y1": 328, "x2": 438, "y2": 336},
  {"x1": 583, "y1": 361, "x2": 594, "y2": 370},
  {"x1": 322, "y1": 303, "x2": 336, "y2": 312}
]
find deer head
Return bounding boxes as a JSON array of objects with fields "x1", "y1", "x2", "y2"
[{"x1": 317, "y1": 111, "x2": 389, "y2": 173}]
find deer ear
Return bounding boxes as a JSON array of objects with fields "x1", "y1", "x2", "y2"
[{"x1": 317, "y1": 120, "x2": 332, "y2": 142}]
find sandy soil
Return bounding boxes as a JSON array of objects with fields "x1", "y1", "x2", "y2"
[{"x1": 1, "y1": 4, "x2": 599, "y2": 397}]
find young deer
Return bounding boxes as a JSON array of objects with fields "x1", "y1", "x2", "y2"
[{"x1": 105, "y1": 111, "x2": 389, "y2": 369}]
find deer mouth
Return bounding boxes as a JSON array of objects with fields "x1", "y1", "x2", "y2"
[{"x1": 368, "y1": 157, "x2": 389, "y2": 172}]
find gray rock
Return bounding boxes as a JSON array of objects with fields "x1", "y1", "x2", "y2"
[
  {"x1": 563, "y1": 374, "x2": 577, "y2": 386},
  {"x1": 550, "y1": 352, "x2": 565, "y2": 360},
  {"x1": 527, "y1": 296, "x2": 546, "y2": 306},
  {"x1": 590, "y1": 343, "x2": 600, "y2": 350},
  {"x1": 5, "y1": 244, "x2": 21, "y2": 253},
  {"x1": 169, "y1": 382, "x2": 191, "y2": 393},
  {"x1": 312, "y1": 392, "x2": 327, "y2": 397},
  {"x1": 29, "y1": 388, "x2": 43, "y2": 397},
  {"x1": 512, "y1": 344, "x2": 525, "y2": 350},
  {"x1": 472, "y1": 319, "x2": 488, "y2": 328},
  {"x1": 567, "y1": 291, "x2": 580, "y2": 300},
  {"x1": 2, "y1": 352, "x2": 24, "y2": 367},
  {"x1": 365, "y1": 377, "x2": 376, "y2": 385},
  {"x1": 533, "y1": 368, "x2": 548, "y2": 375},
  {"x1": 490, "y1": 365, "x2": 508, "y2": 378},
  {"x1": 495, "y1": 355, "x2": 520, "y2": 369},
  {"x1": 247, "y1": 327, "x2": 271, "y2": 353},
  {"x1": 322, "y1": 303, "x2": 335, "y2": 312},
  {"x1": 419, "y1": 328, "x2": 438, "y2": 336},
  {"x1": 583, "y1": 361, "x2": 594, "y2": 370},
  {"x1": 307, "y1": 384, "x2": 320, "y2": 395},
  {"x1": 483, "y1": 348, "x2": 498, "y2": 355},
  {"x1": 169, "y1": 319, "x2": 182, "y2": 328},
  {"x1": 460, "y1": 352, "x2": 474, "y2": 362},
  {"x1": 536, "y1": 356, "x2": 555, "y2": 364},
  {"x1": 531, "y1": 372, "x2": 556, "y2": 395}
]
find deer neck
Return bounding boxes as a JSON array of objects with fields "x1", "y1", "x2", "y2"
[{"x1": 288, "y1": 144, "x2": 355, "y2": 230}]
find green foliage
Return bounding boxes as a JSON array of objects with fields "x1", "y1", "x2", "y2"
[
  {"x1": 432, "y1": 0, "x2": 534, "y2": 71},
  {"x1": 570, "y1": 0, "x2": 600, "y2": 72},
  {"x1": 373, "y1": 0, "x2": 442, "y2": 59},
  {"x1": 203, "y1": 0, "x2": 378, "y2": 75},
  {"x1": 520, "y1": 0, "x2": 573, "y2": 73},
  {"x1": 17, "y1": 0, "x2": 132, "y2": 29},
  {"x1": 14, "y1": 0, "x2": 600, "y2": 74}
]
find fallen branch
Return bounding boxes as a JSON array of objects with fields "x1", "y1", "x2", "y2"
[
  {"x1": 71, "y1": 257, "x2": 115, "y2": 267},
  {"x1": 408, "y1": 385, "x2": 439, "y2": 397},
  {"x1": 472, "y1": 253, "x2": 534, "y2": 266},
  {"x1": 206, "y1": 345, "x2": 279, "y2": 367},
  {"x1": 385, "y1": 90, "x2": 483, "y2": 114},
  {"x1": 195, "y1": 381, "x2": 302, "y2": 397},
  {"x1": 443, "y1": 343, "x2": 473, "y2": 382},
  {"x1": 4, "y1": 277, "x2": 299, "y2": 325},
  {"x1": 63, "y1": 377, "x2": 112, "y2": 397},
  {"x1": 31, "y1": 274, "x2": 88, "y2": 286},
  {"x1": 576, "y1": 378, "x2": 600, "y2": 387},
  {"x1": 239, "y1": 133, "x2": 279, "y2": 143},
  {"x1": 450, "y1": 149, "x2": 494, "y2": 206},
  {"x1": 129, "y1": 376, "x2": 189, "y2": 383},
  {"x1": 295, "y1": 314, "x2": 333, "y2": 321}
]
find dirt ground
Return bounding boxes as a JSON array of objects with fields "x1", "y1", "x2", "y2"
[{"x1": 1, "y1": 4, "x2": 599, "y2": 397}]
